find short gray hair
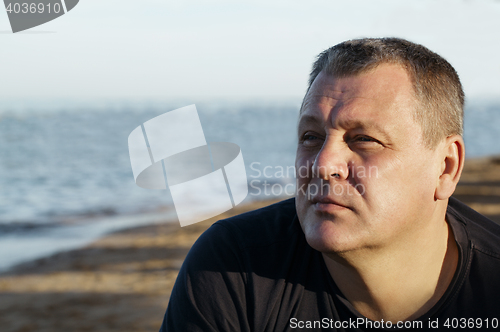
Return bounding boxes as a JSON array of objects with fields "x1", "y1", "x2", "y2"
[{"x1": 305, "y1": 38, "x2": 464, "y2": 148}]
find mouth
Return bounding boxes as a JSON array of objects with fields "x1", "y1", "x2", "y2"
[{"x1": 310, "y1": 196, "x2": 351, "y2": 213}]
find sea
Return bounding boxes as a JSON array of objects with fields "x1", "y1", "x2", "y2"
[{"x1": 0, "y1": 99, "x2": 499, "y2": 271}]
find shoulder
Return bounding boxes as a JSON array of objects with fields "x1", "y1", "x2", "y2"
[
  {"x1": 182, "y1": 197, "x2": 299, "y2": 271},
  {"x1": 448, "y1": 197, "x2": 500, "y2": 258},
  {"x1": 444, "y1": 197, "x2": 500, "y2": 316},
  {"x1": 212, "y1": 197, "x2": 299, "y2": 249},
  {"x1": 161, "y1": 198, "x2": 301, "y2": 331}
]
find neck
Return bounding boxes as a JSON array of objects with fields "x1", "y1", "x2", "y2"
[{"x1": 322, "y1": 207, "x2": 458, "y2": 322}]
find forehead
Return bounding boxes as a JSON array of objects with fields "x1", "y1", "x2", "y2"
[{"x1": 299, "y1": 64, "x2": 417, "y2": 129}]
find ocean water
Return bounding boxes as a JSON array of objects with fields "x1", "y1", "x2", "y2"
[
  {"x1": 0, "y1": 101, "x2": 299, "y2": 224},
  {"x1": 0, "y1": 101, "x2": 300, "y2": 270},
  {"x1": 0, "y1": 99, "x2": 498, "y2": 270}
]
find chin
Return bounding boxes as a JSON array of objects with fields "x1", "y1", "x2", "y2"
[
  {"x1": 301, "y1": 218, "x2": 362, "y2": 254},
  {"x1": 305, "y1": 235, "x2": 360, "y2": 255}
]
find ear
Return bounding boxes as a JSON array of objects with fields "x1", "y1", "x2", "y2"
[{"x1": 435, "y1": 135, "x2": 465, "y2": 201}]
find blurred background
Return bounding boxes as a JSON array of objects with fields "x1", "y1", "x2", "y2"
[
  {"x1": 1, "y1": 0, "x2": 500, "y2": 330},
  {"x1": 0, "y1": 0, "x2": 500, "y2": 274}
]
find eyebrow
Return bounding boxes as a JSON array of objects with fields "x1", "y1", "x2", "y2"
[
  {"x1": 297, "y1": 114, "x2": 321, "y2": 130},
  {"x1": 297, "y1": 114, "x2": 323, "y2": 136}
]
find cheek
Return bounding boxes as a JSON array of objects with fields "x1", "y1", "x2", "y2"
[
  {"x1": 358, "y1": 153, "x2": 437, "y2": 208},
  {"x1": 350, "y1": 155, "x2": 393, "y2": 186},
  {"x1": 352, "y1": 156, "x2": 406, "y2": 203},
  {"x1": 295, "y1": 155, "x2": 313, "y2": 184}
]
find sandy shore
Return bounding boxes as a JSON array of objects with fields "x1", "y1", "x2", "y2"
[
  {"x1": 1, "y1": 157, "x2": 500, "y2": 332},
  {"x1": 0, "y1": 198, "x2": 284, "y2": 332}
]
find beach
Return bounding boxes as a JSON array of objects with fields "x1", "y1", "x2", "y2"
[
  {"x1": 1, "y1": 157, "x2": 500, "y2": 332},
  {"x1": 0, "y1": 198, "x2": 284, "y2": 332}
]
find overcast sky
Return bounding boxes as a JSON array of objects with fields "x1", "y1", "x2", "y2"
[{"x1": 1, "y1": 0, "x2": 499, "y2": 104}]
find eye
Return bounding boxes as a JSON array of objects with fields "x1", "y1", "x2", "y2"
[
  {"x1": 354, "y1": 136, "x2": 375, "y2": 142},
  {"x1": 303, "y1": 134, "x2": 319, "y2": 141},
  {"x1": 300, "y1": 132, "x2": 323, "y2": 146},
  {"x1": 349, "y1": 135, "x2": 384, "y2": 149}
]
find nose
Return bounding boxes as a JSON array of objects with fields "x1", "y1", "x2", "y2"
[{"x1": 312, "y1": 137, "x2": 349, "y2": 181}]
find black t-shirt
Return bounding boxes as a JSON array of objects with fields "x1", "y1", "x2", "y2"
[{"x1": 160, "y1": 197, "x2": 500, "y2": 331}]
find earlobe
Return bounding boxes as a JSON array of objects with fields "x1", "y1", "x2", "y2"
[{"x1": 435, "y1": 135, "x2": 465, "y2": 201}]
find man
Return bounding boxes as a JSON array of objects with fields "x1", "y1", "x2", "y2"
[{"x1": 160, "y1": 38, "x2": 500, "y2": 331}]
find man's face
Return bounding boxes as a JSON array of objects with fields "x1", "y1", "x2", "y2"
[{"x1": 295, "y1": 64, "x2": 443, "y2": 254}]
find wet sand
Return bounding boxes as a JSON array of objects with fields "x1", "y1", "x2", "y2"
[{"x1": 1, "y1": 157, "x2": 500, "y2": 332}]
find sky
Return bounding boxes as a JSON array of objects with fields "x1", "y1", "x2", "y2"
[{"x1": 1, "y1": 0, "x2": 500, "y2": 105}]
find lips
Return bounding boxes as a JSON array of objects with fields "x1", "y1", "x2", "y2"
[{"x1": 310, "y1": 196, "x2": 351, "y2": 211}]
